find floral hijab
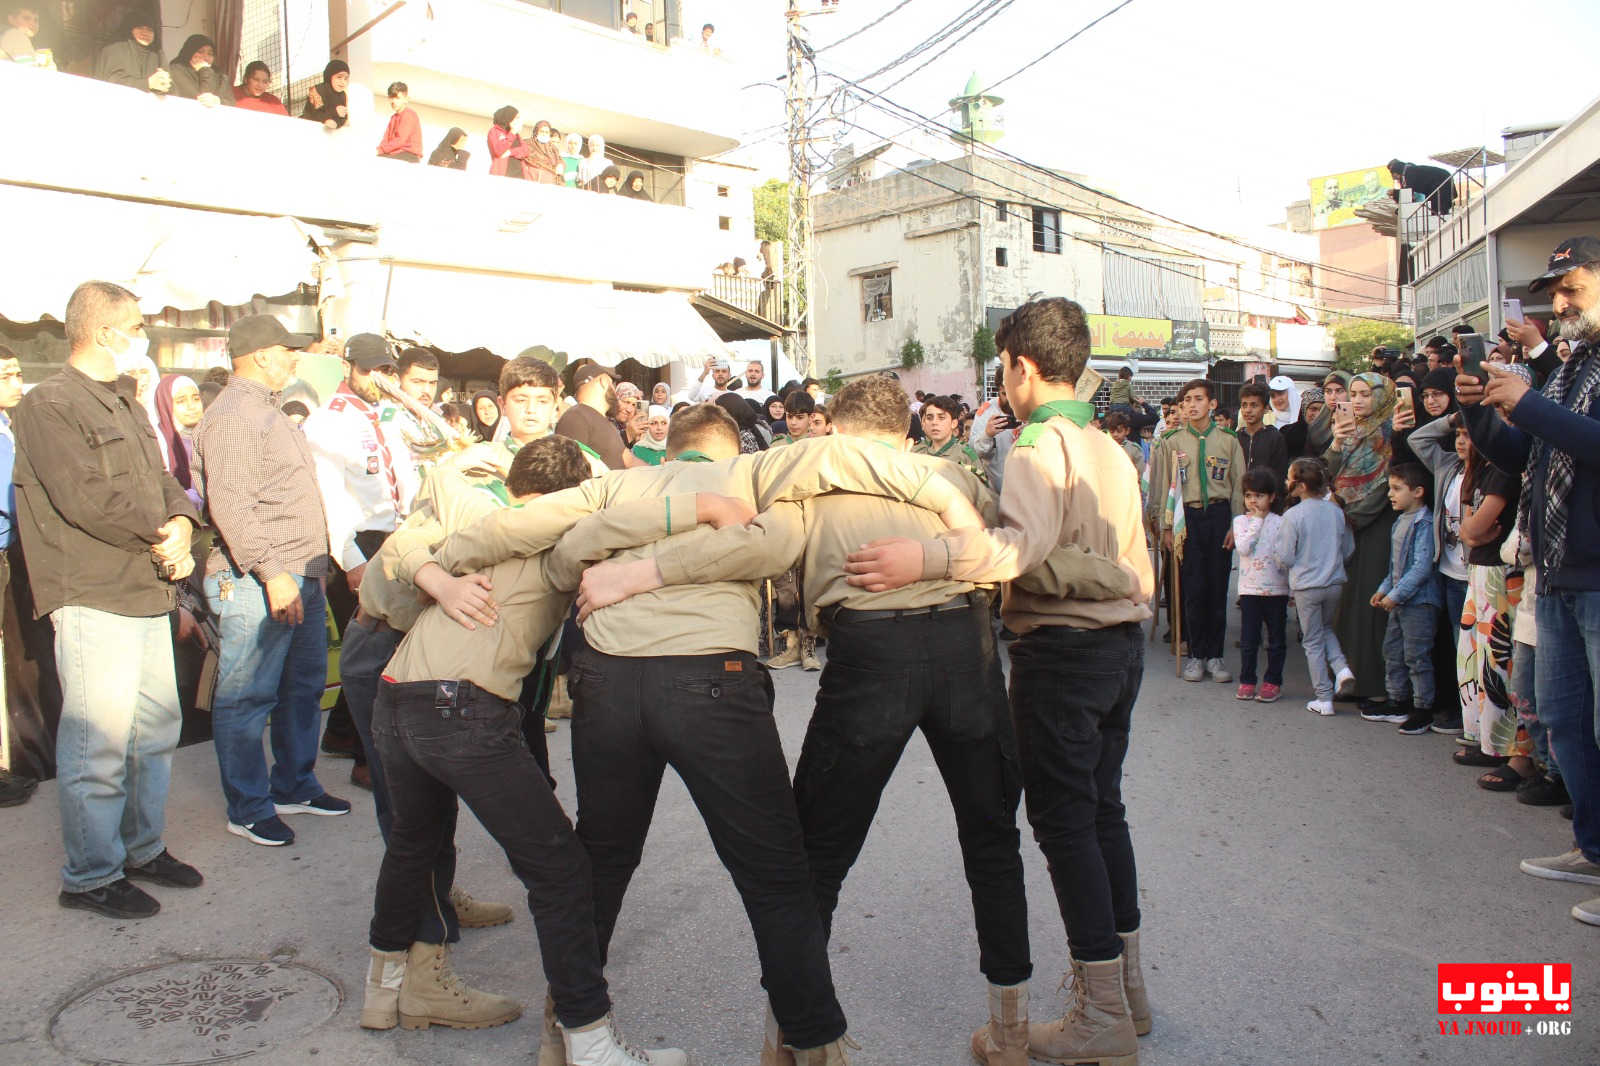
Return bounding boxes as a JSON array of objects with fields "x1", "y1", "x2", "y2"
[{"x1": 1332, "y1": 372, "x2": 1396, "y2": 519}]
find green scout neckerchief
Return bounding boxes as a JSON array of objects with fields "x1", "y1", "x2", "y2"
[
  {"x1": 673, "y1": 450, "x2": 714, "y2": 463},
  {"x1": 1016, "y1": 399, "x2": 1094, "y2": 448}
]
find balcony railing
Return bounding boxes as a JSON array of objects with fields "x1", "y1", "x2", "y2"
[
  {"x1": 707, "y1": 273, "x2": 780, "y2": 321},
  {"x1": 1403, "y1": 150, "x2": 1496, "y2": 282}
]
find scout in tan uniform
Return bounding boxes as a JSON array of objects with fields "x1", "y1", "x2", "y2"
[
  {"x1": 362, "y1": 436, "x2": 744, "y2": 1065},
  {"x1": 844, "y1": 298, "x2": 1156, "y2": 1066},
  {"x1": 913, "y1": 392, "x2": 990, "y2": 486},
  {"x1": 425, "y1": 408, "x2": 983, "y2": 1066},
  {"x1": 1146, "y1": 377, "x2": 1246, "y2": 683},
  {"x1": 573, "y1": 376, "x2": 1135, "y2": 1066}
]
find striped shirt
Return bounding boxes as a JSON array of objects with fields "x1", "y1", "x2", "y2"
[{"x1": 194, "y1": 375, "x2": 330, "y2": 581}]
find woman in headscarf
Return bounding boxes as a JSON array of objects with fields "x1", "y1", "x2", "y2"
[
  {"x1": 1326, "y1": 372, "x2": 1399, "y2": 706},
  {"x1": 487, "y1": 106, "x2": 531, "y2": 179},
  {"x1": 630, "y1": 405, "x2": 670, "y2": 466},
  {"x1": 428, "y1": 127, "x2": 470, "y2": 169},
  {"x1": 715, "y1": 393, "x2": 766, "y2": 453},
  {"x1": 1281, "y1": 386, "x2": 1321, "y2": 459},
  {"x1": 561, "y1": 131, "x2": 585, "y2": 187},
  {"x1": 94, "y1": 11, "x2": 165, "y2": 91},
  {"x1": 469, "y1": 390, "x2": 501, "y2": 442},
  {"x1": 1266, "y1": 374, "x2": 1300, "y2": 428},
  {"x1": 620, "y1": 171, "x2": 651, "y2": 200},
  {"x1": 155, "y1": 374, "x2": 204, "y2": 510},
  {"x1": 763, "y1": 394, "x2": 786, "y2": 434},
  {"x1": 590, "y1": 165, "x2": 623, "y2": 194},
  {"x1": 302, "y1": 59, "x2": 350, "y2": 128},
  {"x1": 1304, "y1": 369, "x2": 1351, "y2": 458},
  {"x1": 167, "y1": 34, "x2": 228, "y2": 105},
  {"x1": 524, "y1": 119, "x2": 564, "y2": 184}
]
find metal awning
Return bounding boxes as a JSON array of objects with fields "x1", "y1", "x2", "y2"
[
  {"x1": 378, "y1": 266, "x2": 734, "y2": 366},
  {"x1": 691, "y1": 293, "x2": 790, "y2": 343},
  {"x1": 0, "y1": 185, "x2": 319, "y2": 323}
]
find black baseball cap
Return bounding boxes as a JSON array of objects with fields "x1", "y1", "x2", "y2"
[
  {"x1": 345, "y1": 332, "x2": 397, "y2": 371},
  {"x1": 570, "y1": 360, "x2": 615, "y2": 390},
  {"x1": 227, "y1": 315, "x2": 312, "y2": 359},
  {"x1": 1528, "y1": 236, "x2": 1600, "y2": 292}
]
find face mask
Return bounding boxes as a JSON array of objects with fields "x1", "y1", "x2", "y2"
[
  {"x1": 194, "y1": 59, "x2": 212, "y2": 69},
  {"x1": 536, "y1": 132, "x2": 551, "y2": 144},
  {"x1": 108, "y1": 329, "x2": 149, "y2": 371}
]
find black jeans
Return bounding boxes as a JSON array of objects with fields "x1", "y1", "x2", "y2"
[
  {"x1": 569, "y1": 646, "x2": 846, "y2": 1049},
  {"x1": 1180, "y1": 501, "x2": 1233, "y2": 661},
  {"x1": 370, "y1": 679, "x2": 610, "y2": 1028},
  {"x1": 1008, "y1": 622, "x2": 1144, "y2": 963},
  {"x1": 323, "y1": 529, "x2": 388, "y2": 763},
  {"x1": 1238, "y1": 594, "x2": 1288, "y2": 687},
  {"x1": 797, "y1": 601, "x2": 1030, "y2": 985}
]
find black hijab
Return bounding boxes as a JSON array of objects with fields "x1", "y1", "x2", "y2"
[
  {"x1": 428, "y1": 127, "x2": 470, "y2": 169},
  {"x1": 591, "y1": 165, "x2": 623, "y2": 193},
  {"x1": 492, "y1": 105, "x2": 518, "y2": 131},
  {"x1": 620, "y1": 171, "x2": 651, "y2": 200},
  {"x1": 469, "y1": 390, "x2": 501, "y2": 441},
  {"x1": 172, "y1": 33, "x2": 212, "y2": 67},
  {"x1": 304, "y1": 59, "x2": 349, "y2": 126}
]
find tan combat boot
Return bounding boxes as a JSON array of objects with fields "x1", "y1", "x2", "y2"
[
  {"x1": 970, "y1": 981, "x2": 1028, "y2": 1065},
  {"x1": 547, "y1": 674, "x2": 574, "y2": 719},
  {"x1": 396, "y1": 942, "x2": 523, "y2": 1030},
  {"x1": 449, "y1": 884, "x2": 514, "y2": 929},
  {"x1": 799, "y1": 631, "x2": 822, "y2": 672},
  {"x1": 562, "y1": 1013, "x2": 689, "y2": 1065},
  {"x1": 1027, "y1": 958, "x2": 1138, "y2": 1066},
  {"x1": 538, "y1": 993, "x2": 567, "y2": 1066},
  {"x1": 761, "y1": 1004, "x2": 797, "y2": 1066},
  {"x1": 765, "y1": 630, "x2": 801, "y2": 670},
  {"x1": 791, "y1": 1036, "x2": 857, "y2": 1065},
  {"x1": 358, "y1": 946, "x2": 407, "y2": 1030},
  {"x1": 1119, "y1": 931, "x2": 1151, "y2": 1036}
]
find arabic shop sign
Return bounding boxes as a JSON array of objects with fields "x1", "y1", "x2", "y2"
[{"x1": 1089, "y1": 315, "x2": 1209, "y2": 361}]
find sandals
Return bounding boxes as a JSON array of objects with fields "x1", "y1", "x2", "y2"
[
  {"x1": 1477, "y1": 763, "x2": 1530, "y2": 792},
  {"x1": 1453, "y1": 748, "x2": 1509, "y2": 768}
]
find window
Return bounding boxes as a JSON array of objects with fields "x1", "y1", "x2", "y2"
[
  {"x1": 718, "y1": 216, "x2": 731, "y2": 231},
  {"x1": 1032, "y1": 208, "x2": 1062, "y2": 254},
  {"x1": 995, "y1": 247, "x2": 1008, "y2": 267},
  {"x1": 861, "y1": 270, "x2": 893, "y2": 322},
  {"x1": 716, "y1": 185, "x2": 730, "y2": 198},
  {"x1": 996, "y1": 200, "x2": 1008, "y2": 220}
]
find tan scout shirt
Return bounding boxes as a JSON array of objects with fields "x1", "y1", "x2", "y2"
[
  {"x1": 650, "y1": 451, "x2": 999, "y2": 632},
  {"x1": 428, "y1": 435, "x2": 967, "y2": 658},
  {"x1": 1145, "y1": 421, "x2": 1245, "y2": 521},
  {"x1": 383, "y1": 496, "x2": 688, "y2": 699},
  {"x1": 920, "y1": 410, "x2": 1155, "y2": 634}
]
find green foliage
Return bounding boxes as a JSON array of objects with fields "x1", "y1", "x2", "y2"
[
  {"x1": 971, "y1": 325, "x2": 998, "y2": 391},
  {"x1": 823, "y1": 367, "x2": 845, "y2": 395},
  {"x1": 1332, "y1": 319, "x2": 1413, "y2": 374},
  {"x1": 899, "y1": 337, "x2": 926, "y2": 370},
  {"x1": 753, "y1": 179, "x2": 790, "y2": 244}
]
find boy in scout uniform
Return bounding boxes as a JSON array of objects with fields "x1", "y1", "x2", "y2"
[
  {"x1": 913, "y1": 393, "x2": 989, "y2": 486},
  {"x1": 422, "y1": 410, "x2": 987, "y2": 1066},
  {"x1": 839, "y1": 298, "x2": 1157, "y2": 1066},
  {"x1": 1146, "y1": 377, "x2": 1245, "y2": 683},
  {"x1": 361, "y1": 435, "x2": 729, "y2": 1065}
]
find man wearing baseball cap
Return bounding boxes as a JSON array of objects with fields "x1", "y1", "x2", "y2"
[
  {"x1": 1456, "y1": 235, "x2": 1600, "y2": 927},
  {"x1": 301, "y1": 334, "x2": 421, "y2": 784},
  {"x1": 196, "y1": 315, "x2": 350, "y2": 849},
  {"x1": 555, "y1": 360, "x2": 635, "y2": 470}
]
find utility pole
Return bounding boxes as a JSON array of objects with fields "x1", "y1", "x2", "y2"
[{"x1": 784, "y1": 0, "x2": 822, "y2": 377}]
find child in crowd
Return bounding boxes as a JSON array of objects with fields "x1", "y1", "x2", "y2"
[
  {"x1": 1363, "y1": 463, "x2": 1441, "y2": 733},
  {"x1": 1276, "y1": 458, "x2": 1356, "y2": 716},
  {"x1": 809, "y1": 404, "x2": 833, "y2": 437},
  {"x1": 1108, "y1": 365, "x2": 1136, "y2": 411},
  {"x1": 1105, "y1": 411, "x2": 1144, "y2": 475},
  {"x1": 1232, "y1": 468, "x2": 1289, "y2": 703},
  {"x1": 1215, "y1": 406, "x2": 1236, "y2": 431}
]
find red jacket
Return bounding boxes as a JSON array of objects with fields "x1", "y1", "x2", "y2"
[
  {"x1": 488, "y1": 125, "x2": 532, "y2": 177},
  {"x1": 232, "y1": 87, "x2": 289, "y2": 115},
  {"x1": 378, "y1": 107, "x2": 423, "y2": 159}
]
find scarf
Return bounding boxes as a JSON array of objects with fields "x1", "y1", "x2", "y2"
[
  {"x1": 1518, "y1": 345, "x2": 1600, "y2": 573},
  {"x1": 1307, "y1": 370, "x2": 1351, "y2": 455},
  {"x1": 1332, "y1": 372, "x2": 1395, "y2": 521},
  {"x1": 428, "y1": 127, "x2": 468, "y2": 168},
  {"x1": 1267, "y1": 374, "x2": 1300, "y2": 427},
  {"x1": 305, "y1": 60, "x2": 349, "y2": 126},
  {"x1": 620, "y1": 171, "x2": 651, "y2": 200},
  {"x1": 468, "y1": 389, "x2": 500, "y2": 442},
  {"x1": 154, "y1": 374, "x2": 198, "y2": 489}
]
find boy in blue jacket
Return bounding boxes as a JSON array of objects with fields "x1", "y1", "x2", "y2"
[{"x1": 1365, "y1": 463, "x2": 1441, "y2": 731}]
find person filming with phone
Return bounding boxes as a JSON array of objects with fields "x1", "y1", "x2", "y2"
[{"x1": 1454, "y1": 236, "x2": 1600, "y2": 924}]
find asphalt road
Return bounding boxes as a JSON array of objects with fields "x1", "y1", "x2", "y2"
[{"x1": 1, "y1": 618, "x2": 1593, "y2": 1065}]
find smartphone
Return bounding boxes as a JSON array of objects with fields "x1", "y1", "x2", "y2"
[
  {"x1": 1395, "y1": 386, "x2": 1413, "y2": 418},
  {"x1": 1459, "y1": 333, "x2": 1489, "y2": 379},
  {"x1": 1502, "y1": 297, "x2": 1524, "y2": 324}
]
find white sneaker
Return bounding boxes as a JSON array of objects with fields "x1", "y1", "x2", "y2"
[
  {"x1": 563, "y1": 1013, "x2": 688, "y2": 1066},
  {"x1": 1573, "y1": 897, "x2": 1600, "y2": 927},
  {"x1": 1305, "y1": 699, "x2": 1335, "y2": 717},
  {"x1": 1205, "y1": 658, "x2": 1233, "y2": 683},
  {"x1": 1519, "y1": 848, "x2": 1600, "y2": 886},
  {"x1": 1182, "y1": 658, "x2": 1205, "y2": 682},
  {"x1": 1334, "y1": 667, "x2": 1356, "y2": 699}
]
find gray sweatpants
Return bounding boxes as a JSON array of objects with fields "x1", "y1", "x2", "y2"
[{"x1": 1294, "y1": 584, "x2": 1348, "y2": 702}]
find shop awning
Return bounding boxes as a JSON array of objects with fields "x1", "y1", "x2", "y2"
[
  {"x1": 378, "y1": 265, "x2": 733, "y2": 367},
  {"x1": 0, "y1": 185, "x2": 319, "y2": 322}
]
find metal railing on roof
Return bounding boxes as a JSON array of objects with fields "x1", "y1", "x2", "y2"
[{"x1": 1403, "y1": 149, "x2": 1498, "y2": 281}]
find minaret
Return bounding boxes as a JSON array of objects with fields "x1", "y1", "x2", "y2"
[{"x1": 948, "y1": 71, "x2": 1005, "y2": 146}]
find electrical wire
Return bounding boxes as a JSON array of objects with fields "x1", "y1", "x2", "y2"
[
  {"x1": 977, "y1": 0, "x2": 1137, "y2": 96},
  {"x1": 874, "y1": 0, "x2": 1023, "y2": 95},
  {"x1": 814, "y1": 0, "x2": 923, "y2": 53}
]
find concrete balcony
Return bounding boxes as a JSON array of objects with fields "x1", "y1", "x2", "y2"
[{"x1": 344, "y1": 0, "x2": 743, "y2": 158}]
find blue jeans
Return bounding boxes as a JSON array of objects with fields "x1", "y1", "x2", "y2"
[
  {"x1": 1238, "y1": 595, "x2": 1288, "y2": 686},
  {"x1": 206, "y1": 572, "x2": 328, "y2": 826},
  {"x1": 1534, "y1": 591, "x2": 1600, "y2": 863},
  {"x1": 1512, "y1": 641, "x2": 1558, "y2": 781},
  {"x1": 52, "y1": 606, "x2": 182, "y2": 893},
  {"x1": 1383, "y1": 603, "x2": 1436, "y2": 709}
]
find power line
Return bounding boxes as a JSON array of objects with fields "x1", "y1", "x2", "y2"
[
  {"x1": 852, "y1": 0, "x2": 1005, "y2": 85},
  {"x1": 978, "y1": 0, "x2": 1137, "y2": 95},
  {"x1": 814, "y1": 0, "x2": 922, "y2": 53},
  {"x1": 875, "y1": 0, "x2": 1023, "y2": 95}
]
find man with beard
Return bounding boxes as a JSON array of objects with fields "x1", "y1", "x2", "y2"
[
  {"x1": 1456, "y1": 236, "x2": 1600, "y2": 929},
  {"x1": 556, "y1": 361, "x2": 633, "y2": 470}
]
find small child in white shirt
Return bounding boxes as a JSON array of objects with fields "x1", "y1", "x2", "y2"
[{"x1": 1232, "y1": 468, "x2": 1290, "y2": 703}]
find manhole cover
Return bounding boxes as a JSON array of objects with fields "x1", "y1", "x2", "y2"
[{"x1": 50, "y1": 958, "x2": 341, "y2": 1064}]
